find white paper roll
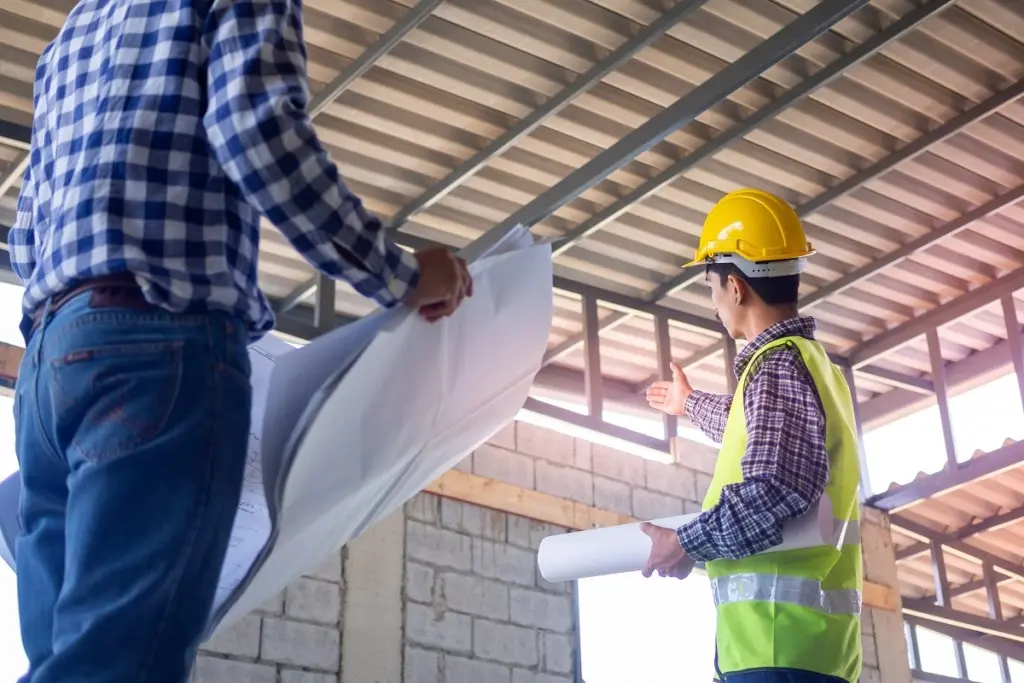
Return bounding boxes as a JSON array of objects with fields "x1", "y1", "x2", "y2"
[{"x1": 537, "y1": 494, "x2": 842, "y2": 583}]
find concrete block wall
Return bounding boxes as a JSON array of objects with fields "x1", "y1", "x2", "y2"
[
  {"x1": 403, "y1": 493, "x2": 576, "y2": 683},
  {"x1": 192, "y1": 549, "x2": 345, "y2": 683},
  {"x1": 184, "y1": 418, "x2": 911, "y2": 683},
  {"x1": 460, "y1": 419, "x2": 718, "y2": 518}
]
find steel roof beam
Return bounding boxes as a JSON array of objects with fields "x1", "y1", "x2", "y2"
[
  {"x1": 904, "y1": 616, "x2": 1024, "y2": 665},
  {"x1": 652, "y1": 74, "x2": 1024, "y2": 302},
  {"x1": 539, "y1": 0, "x2": 957, "y2": 365},
  {"x1": 860, "y1": 333, "x2": 1022, "y2": 429},
  {"x1": 307, "y1": 0, "x2": 441, "y2": 119},
  {"x1": 866, "y1": 438, "x2": 1024, "y2": 511},
  {"x1": 550, "y1": 0, "x2": 956, "y2": 261},
  {"x1": 462, "y1": 0, "x2": 870, "y2": 260},
  {"x1": 0, "y1": 120, "x2": 30, "y2": 151},
  {"x1": 896, "y1": 505, "x2": 1024, "y2": 562},
  {"x1": 850, "y1": 267, "x2": 1024, "y2": 368},
  {"x1": 0, "y1": 152, "x2": 28, "y2": 200},
  {"x1": 902, "y1": 599, "x2": 1024, "y2": 644},
  {"x1": 388, "y1": 0, "x2": 709, "y2": 229},
  {"x1": 268, "y1": 0, "x2": 443, "y2": 310}
]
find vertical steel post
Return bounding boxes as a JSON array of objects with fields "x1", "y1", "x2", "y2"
[
  {"x1": 984, "y1": 562, "x2": 1012, "y2": 683},
  {"x1": 930, "y1": 539, "x2": 952, "y2": 607},
  {"x1": 722, "y1": 336, "x2": 738, "y2": 394},
  {"x1": 582, "y1": 296, "x2": 604, "y2": 421},
  {"x1": 927, "y1": 330, "x2": 958, "y2": 470},
  {"x1": 1002, "y1": 295, "x2": 1024, "y2": 416},
  {"x1": 313, "y1": 274, "x2": 336, "y2": 332},
  {"x1": 654, "y1": 315, "x2": 678, "y2": 440}
]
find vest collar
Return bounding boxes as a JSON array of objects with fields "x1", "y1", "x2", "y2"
[{"x1": 733, "y1": 316, "x2": 817, "y2": 379}]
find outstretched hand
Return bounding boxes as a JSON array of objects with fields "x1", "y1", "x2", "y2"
[
  {"x1": 644, "y1": 361, "x2": 693, "y2": 416},
  {"x1": 640, "y1": 522, "x2": 695, "y2": 580}
]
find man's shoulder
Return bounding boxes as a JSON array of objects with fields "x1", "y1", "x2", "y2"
[{"x1": 747, "y1": 339, "x2": 810, "y2": 376}]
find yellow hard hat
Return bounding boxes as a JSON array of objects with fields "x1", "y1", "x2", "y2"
[{"x1": 683, "y1": 189, "x2": 815, "y2": 275}]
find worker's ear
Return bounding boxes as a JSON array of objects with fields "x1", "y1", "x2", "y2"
[{"x1": 726, "y1": 273, "x2": 747, "y2": 306}]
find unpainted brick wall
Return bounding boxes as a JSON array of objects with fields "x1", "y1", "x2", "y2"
[
  {"x1": 404, "y1": 493, "x2": 576, "y2": 683},
  {"x1": 191, "y1": 549, "x2": 345, "y2": 683},
  {"x1": 464, "y1": 419, "x2": 717, "y2": 518}
]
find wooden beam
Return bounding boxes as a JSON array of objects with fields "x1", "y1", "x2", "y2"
[{"x1": 425, "y1": 468, "x2": 901, "y2": 612}]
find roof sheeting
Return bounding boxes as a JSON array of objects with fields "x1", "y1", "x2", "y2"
[{"x1": 0, "y1": 0, "x2": 1022, "y2": 408}]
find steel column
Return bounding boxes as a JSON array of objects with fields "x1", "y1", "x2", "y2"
[
  {"x1": 654, "y1": 315, "x2": 678, "y2": 440},
  {"x1": 582, "y1": 296, "x2": 604, "y2": 420},
  {"x1": 908, "y1": 621, "x2": 922, "y2": 671},
  {"x1": 927, "y1": 330, "x2": 959, "y2": 470},
  {"x1": 931, "y1": 539, "x2": 952, "y2": 607},
  {"x1": 1003, "y1": 295, "x2": 1024, "y2": 416},
  {"x1": 722, "y1": 336, "x2": 737, "y2": 394},
  {"x1": 550, "y1": 0, "x2": 955, "y2": 260},
  {"x1": 313, "y1": 274, "x2": 336, "y2": 331},
  {"x1": 464, "y1": 0, "x2": 870, "y2": 258},
  {"x1": 986, "y1": 562, "x2": 1014, "y2": 683},
  {"x1": 388, "y1": 0, "x2": 709, "y2": 228}
]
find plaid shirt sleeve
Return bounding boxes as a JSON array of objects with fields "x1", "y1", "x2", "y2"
[
  {"x1": 684, "y1": 390, "x2": 733, "y2": 444},
  {"x1": 9, "y1": 163, "x2": 35, "y2": 284},
  {"x1": 676, "y1": 347, "x2": 829, "y2": 562},
  {"x1": 202, "y1": 0, "x2": 419, "y2": 307}
]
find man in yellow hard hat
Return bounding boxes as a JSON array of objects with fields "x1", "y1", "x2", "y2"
[{"x1": 643, "y1": 189, "x2": 863, "y2": 683}]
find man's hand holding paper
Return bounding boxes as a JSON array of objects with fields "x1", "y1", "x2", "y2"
[
  {"x1": 406, "y1": 246, "x2": 474, "y2": 322},
  {"x1": 640, "y1": 522, "x2": 695, "y2": 580}
]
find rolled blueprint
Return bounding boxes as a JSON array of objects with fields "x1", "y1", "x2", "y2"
[{"x1": 538, "y1": 493, "x2": 847, "y2": 583}]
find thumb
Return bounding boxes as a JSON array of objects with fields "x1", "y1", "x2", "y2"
[
  {"x1": 640, "y1": 522, "x2": 657, "y2": 538},
  {"x1": 670, "y1": 362, "x2": 685, "y2": 382}
]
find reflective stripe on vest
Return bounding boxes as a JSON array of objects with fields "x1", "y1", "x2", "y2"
[{"x1": 710, "y1": 573, "x2": 862, "y2": 616}]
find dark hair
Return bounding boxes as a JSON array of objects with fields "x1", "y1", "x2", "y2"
[{"x1": 706, "y1": 262, "x2": 799, "y2": 307}]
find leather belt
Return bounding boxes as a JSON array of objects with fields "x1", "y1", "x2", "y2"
[{"x1": 31, "y1": 272, "x2": 149, "y2": 334}]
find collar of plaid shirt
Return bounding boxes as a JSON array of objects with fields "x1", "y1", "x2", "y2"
[{"x1": 732, "y1": 315, "x2": 819, "y2": 380}]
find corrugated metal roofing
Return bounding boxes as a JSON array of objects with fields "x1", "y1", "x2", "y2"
[
  {"x1": 0, "y1": 0, "x2": 1022, "y2": 411},
  {"x1": 888, "y1": 438, "x2": 1024, "y2": 620}
]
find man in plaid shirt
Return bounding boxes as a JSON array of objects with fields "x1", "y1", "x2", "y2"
[
  {"x1": 644, "y1": 190, "x2": 863, "y2": 683},
  {"x1": 9, "y1": 1, "x2": 470, "y2": 681}
]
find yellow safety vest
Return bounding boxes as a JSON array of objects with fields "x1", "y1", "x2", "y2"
[{"x1": 701, "y1": 336, "x2": 862, "y2": 682}]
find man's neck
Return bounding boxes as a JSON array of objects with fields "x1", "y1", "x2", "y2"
[{"x1": 740, "y1": 307, "x2": 799, "y2": 341}]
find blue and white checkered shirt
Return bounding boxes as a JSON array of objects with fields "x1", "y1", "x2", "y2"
[{"x1": 9, "y1": 0, "x2": 420, "y2": 340}]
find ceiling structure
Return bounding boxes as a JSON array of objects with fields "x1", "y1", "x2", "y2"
[{"x1": 0, "y1": 0, "x2": 1023, "y2": 670}]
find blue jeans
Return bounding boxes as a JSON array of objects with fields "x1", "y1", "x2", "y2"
[
  {"x1": 724, "y1": 669, "x2": 849, "y2": 683},
  {"x1": 13, "y1": 288, "x2": 251, "y2": 683}
]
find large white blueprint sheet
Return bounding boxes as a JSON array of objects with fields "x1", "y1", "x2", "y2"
[{"x1": 0, "y1": 226, "x2": 554, "y2": 639}]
